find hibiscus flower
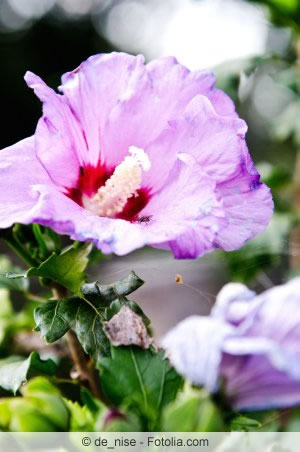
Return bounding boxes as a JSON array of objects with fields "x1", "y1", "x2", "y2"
[
  {"x1": 0, "y1": 52, "x2": 273, "y2": 257},
  {"x1": 163, "y1": 279, "x2": 300, "y2": 410}
]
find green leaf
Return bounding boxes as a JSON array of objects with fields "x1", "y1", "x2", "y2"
[
  {"x1": 0, "y1": 288, "x2": 12, "y2": 317},
  {"x1": 0, "y1": 352, "x2": 57, "y2": 394},
  {"x1": 34, "y1": 297, "x2": 110, "y2": 360},
  {"x1": 230, "y1": 415, "x2": 262, "y2": 432},
  {"x1": 236, "y1": 410, "x2": 281, "y2": 432},
  {"x1": 81, "y1": 271, "x2": 144, "y2": 304},
  {"x1": 32, "y1": 224, "x2": 50, "y2": 260},
  {"x1": 0, "y1": 289, "x2": 13, "y2": 345},
  {"x1": 80, "y1": 386, "x2": 103, "y2": 416},
  {"x1": 34, "y1": 272, "x2": 147, "y2": 361},
  {"x1": 24, "y1": 377, "x2": 69, "y2": 431},
  {"x1": 72, "y1": 302, "x2": 110, "y2": 360},
  {"x1": 0, "y1": 256, "x2": 29, "y2": 292},
  {"x1": 285, "y1": 407, "x2": 300, "y2": 432},
  {"x1": 99, "y1": 346, "x2": 182, "y2": 427},
  {"x1": 269, "y1": 0, "x2": 298, "y2": 13},
  {"x1": 64, "y1": 399, "x2": 96, "y2": 431},
  {"x1": 162, "y1": 385, "x2": 224, "y2": 432},
  {"x1": 163, "y1": 397, "x2": 201, "y2": 432},
  {"x1": 0, "y1": 290, "x2": 39, "y2": 348},
  {"x1": 34, "y1": 297, "x2": 81, "y2": 342},
  {"x1": 28, "y1": 242, "x2": 92, "y2": 294},
  {"x1": 42, "y1": 227, "x2": 62, "y2": 254},
  {"x1": 0, "y1": 398, "x2": 59, "y2": 432},
  {"x1": 0, "y1": 274, "x2": 29, "y2": 292},
  {"x1": 0, "y1": 377, "x2": 69, "y2": 432}
]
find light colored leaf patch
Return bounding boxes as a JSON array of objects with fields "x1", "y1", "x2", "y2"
[
  {"x1": 0, "y1": 352, "x2": 57, "y2": 394},
  {"x1": 104, "y1": 305, "x2": 153, "y2": 349}
]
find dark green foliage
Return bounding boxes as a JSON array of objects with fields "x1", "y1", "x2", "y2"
[{"x1": 99, "y1": 346, "x2": 182, "y2": 429}]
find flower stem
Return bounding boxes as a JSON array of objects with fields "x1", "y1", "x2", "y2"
[
  {"x1": 290, "y1": 41, "x2": 300, "y2": 270},
  {"x1": 1, "y1": 229, "x2": 39, "y2": 267},
  {"x1": 290, "y1": 150, "x2": 300, "y2": 270},
  {"x1": 65, "y1": 330, "x2": 102, "y2": 400},
  {"x1": 25, "y1": 292, "x2": 47, "y2": 303},
  {"x1": 32, "y1": 224, "x2": 49, "y2": 260},
  {"x1": 52, "y1": 284, "x2": 103, "y2": 401}
]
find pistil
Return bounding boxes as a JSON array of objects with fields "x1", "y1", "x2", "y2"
[{"x1": 83, "y1": 146, "x2": 150, "y2": 217}]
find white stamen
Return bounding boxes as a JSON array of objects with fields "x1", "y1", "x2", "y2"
[{"x1": 83, "y1": 146, "x2": 150, "y2": 218}]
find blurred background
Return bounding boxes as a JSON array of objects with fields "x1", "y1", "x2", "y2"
[{"x1": 0, "y1": 0, "x2": 299, "y2": 337}]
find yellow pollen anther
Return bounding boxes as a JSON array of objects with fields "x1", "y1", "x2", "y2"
[{"x1": 83, "y1": 146, "x2": 151, "y2": 217}]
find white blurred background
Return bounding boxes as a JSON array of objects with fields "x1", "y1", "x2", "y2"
[{"x1": 0, "y1": 0, "x2": 290, "y2": 67}]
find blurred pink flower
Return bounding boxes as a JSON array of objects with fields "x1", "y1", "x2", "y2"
[
  {"x1": 163, "y1": 279, "x2": 300, "y2": 410},
  {"x1": 0, "y1": 52, "x2": 273, "y2": 257}
]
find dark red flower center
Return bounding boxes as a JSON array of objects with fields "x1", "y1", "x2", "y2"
[{"x1": 66, "y1": 163, "x2": 150, "y2": 222}]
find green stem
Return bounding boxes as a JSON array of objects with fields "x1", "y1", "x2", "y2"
[
  {"x1": 32, "y1": 224, "x2": 49, "y2": 259},
  {"x1": 2, "y1": 231, "x2": 39, "y2": 268},
  {"x1": 52, "y1": 285, "x2": 104, "y2": 401},
  {"x1": 290, "y1": 43, "x2": 300, "y2": 271},
  {"x1": 65, "y1": 330, "x2": 103, "y2": 400}
]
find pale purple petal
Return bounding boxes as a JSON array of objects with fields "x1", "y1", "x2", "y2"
[
  {"x1": 0, "y1": 137, "x2": 53, "y2": 228},
  {"x1": 141, "y1": 154, "x2": 224, "y2": 258},
  {"x1": 211, "y1": 282, "x2": 257, "y2": 325},
  {"x1": 146, "y1": 56, "x2": 238, "y2": 119},
  {"x1": 243, "y1": 278, "x2": 300, "y2": 346},
  {"x1": 162, "y1": 316, "x2": 235, "y2": 392},
  {"x1": 60, "y1": 52, "x2": 147, "y2": 168},
  {"x1": 25, "y1": 184, "x2": 148, "y2": 256},
  {"x1": 25, "y1": 72, "x2": 83, "y2": 187},
  {"x1": 215, "y1": 172, "x2": 274, "y2": 250},
  {"x1": 224, "y1": 337, "x2": 300, "y2": 380},
  {"x1": 163, "y1": 278, "x2": 300, "y2": 410},
  {"x1": 222, "y1": 353, "x2": 300, "y2": 411},
  {"x1": 158, "y1": 95, "x2": 247, "y2": 185},
  {"x1": 0, "y1": 138, "x2": 147, "y2": 254},
  {"x1": 59, "y1": 54, "x2": 239, "y2": 171}
]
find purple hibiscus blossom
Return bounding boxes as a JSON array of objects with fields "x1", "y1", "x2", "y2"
[
  {"x1": 162, "y1": 278, "x2": 300, "y2": 411},
  {"x1": 0, "y1": 52, "x2": 273, "y2": 257}
]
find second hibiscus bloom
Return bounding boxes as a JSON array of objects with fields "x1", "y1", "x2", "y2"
[
  {"x1": 163, "y1": 278, "x2": 300, "y2": 411},
  {"x1": 0, "y1": 52, "x2": 273, "y2": 257}
]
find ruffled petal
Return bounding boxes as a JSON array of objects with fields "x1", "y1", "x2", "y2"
[
  {"x1": 25, "y1": 72, "x2": 83, "y2": 188},
  {"x1": 162, "y1": 316, "x2": 235, "y2": 391},
  {"x1": 60, "y1": 52, "x2": 149, "y2": 168},
  {"x1": 150, "y1": 95, "x2": 247, "y2": 187},
  {"x1": 0, "y1": 137, "x2": 145, "y2": 255},
  {"x1": 224, "y1": 336, "x2": 300, "y2": 380},
  {"x1": 222, "y1": 352, "x2": 300, "y2": 411},
  {"x1": 220, "y1": 278, "x2": 300, "y2": 410},
  {"x1": 146, "y1": 56, "x2": 238, "y2": 119},
  {"x1": 23, "y1": 184, "x2": 148, "y2": 256},
  {"x1": 141, "y1": 154, "x2": 225, "y2": 258},
  {"x1": 215, "y1": 146, "x2": 274, "y2": 250},
  {"x1": 241, "y1": 278, "x2": 300, "y2": 349},
  {"x1": 0, "y1": 138, "x2": 147, "y2": 255},
  {"x1": 164, "y1": 278, "x2": 300, "y2": 410},
  {"x1": 0, "y1": 137, "x2": 53, "y2": 228},
  {"x1": 59, "y1": 54, "x2": 239, "y2": 172},
  {"x1": 141, "y1": 94, "x2": 244, "y2": 192},
  {"x1": 211, "y1": 282, "x2": 257, "y2": 325}
]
